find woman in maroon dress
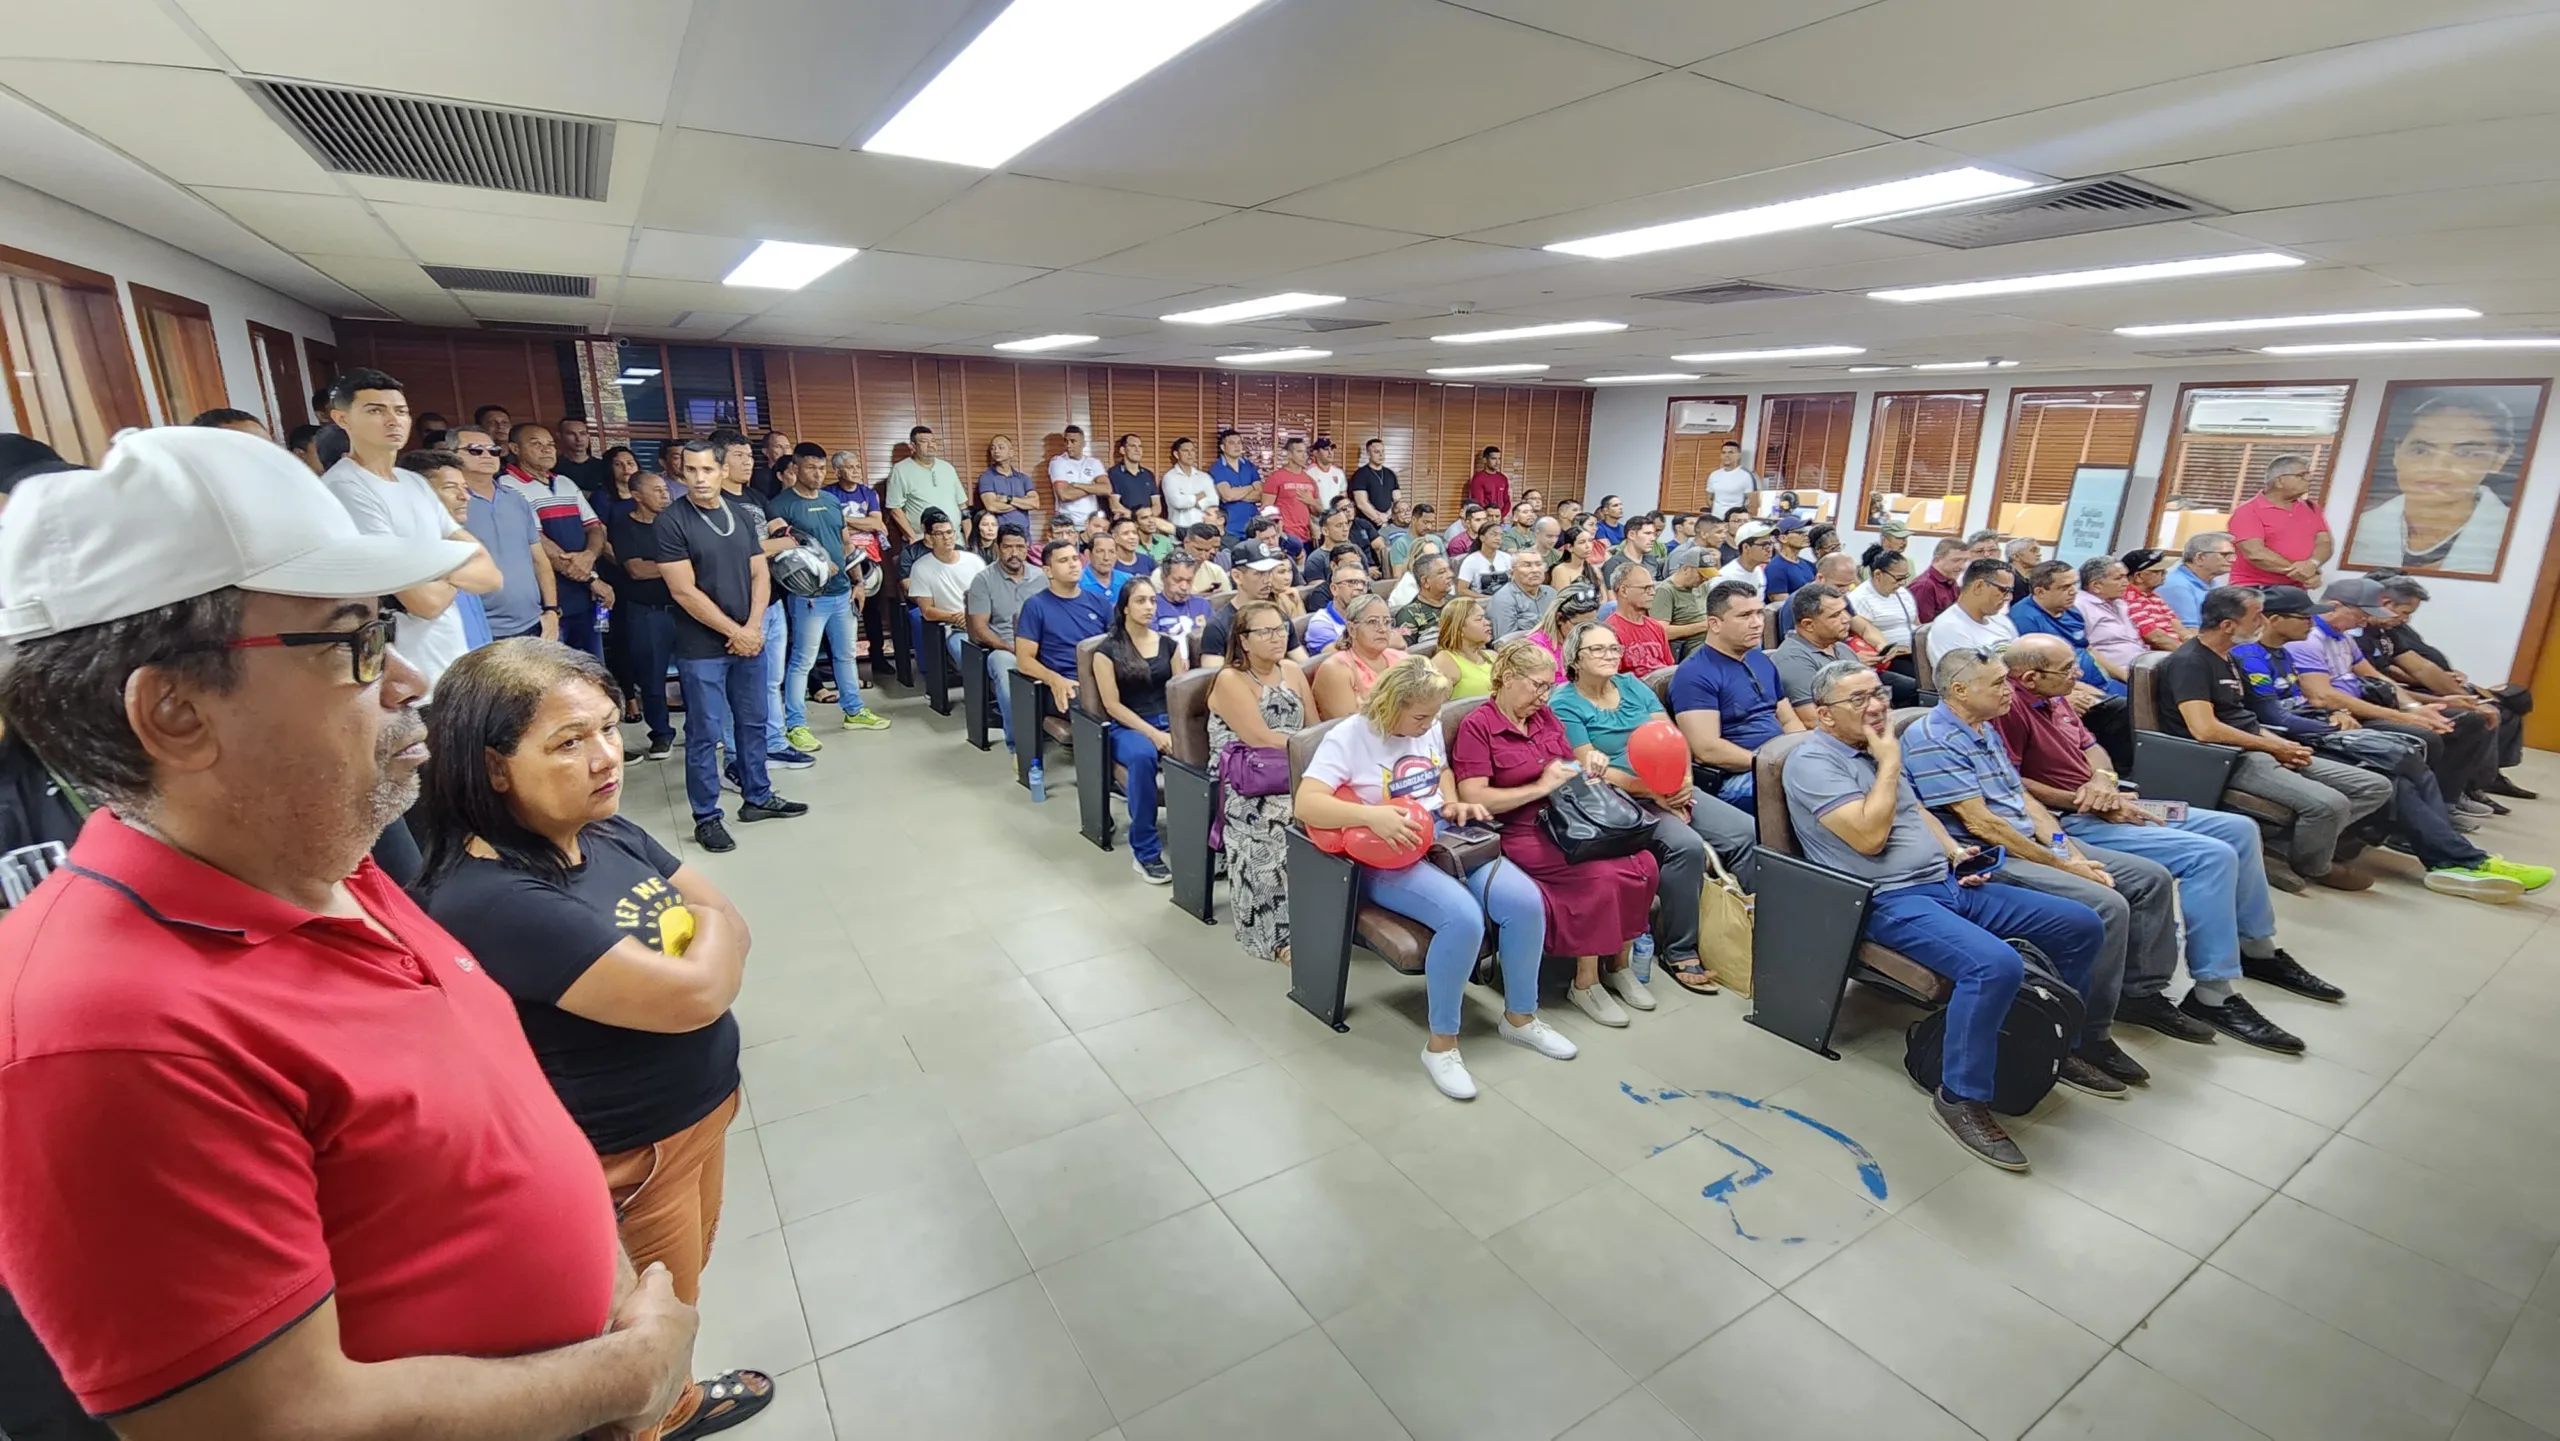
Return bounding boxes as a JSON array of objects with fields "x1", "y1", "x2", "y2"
[{"x1": 1449, "y1": 640, "x2": 1661, "y2": 1028}]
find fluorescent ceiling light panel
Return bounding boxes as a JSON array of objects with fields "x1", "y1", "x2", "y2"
[
  {"x1": 722, "y1": 240, "x2": 858, "y2": 290},
  {"x1": 1431, "y1": 320, "x2": 1627, "y2": 345},
  {"x1": 1546, "y1": 167, "x2": 2034, "y2": 260},
  {"x1": 620, "y1": 367, "x2": 661, "y2": 377},
  {"x1": 1216, "y1": 348, "x2": 1330, "y2": 365},
  {"x1": 992, "y1": 333, "x2": 1098, "y2": 353},
  {"x1": 1584, "y1": 372, "x2": 1701, "y2": 384},
  {"x1": 1911, "y1": 359, "x2": 2021, "y2": 371},
  {"x1": 613, "y1": 377, "x2": 649, "y2": 386},
  {"x1": 2116, "y1": 306, "x2": 2481, "y2": 337},
  {"x1": 1872, "y1": 251, "x2": 2302, "y2": 303},
  {"x1": 1428, "y1": 363, "x2": 1551, "y2": 377},
  {"x1": 1161, "y1": 292, "x2": 1343, "y2": 325},
  {"x1": 864, "y1": 0, "x2": 1267, "y2": 168},
  {"x1": 1668, "y1": 344, "x2": 1865, "y2": 364},
  {"x1": 2259, "y1": 337, "x2": 2560, "y2": 355},
  {"x1": 1846, "y1": 365, "x2": 1899, "y2": 373}
]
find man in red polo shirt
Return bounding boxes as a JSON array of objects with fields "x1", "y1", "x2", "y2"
[
  {"x1": 2225, "y1": 454, "x2": 2331, "y2": 588},
  {"x1": 1905, "y1": 536, "x2": 1970, "y2": 623},
  {"x1": 0, "y1": 428, "x2": 693, "y2": 1438}
]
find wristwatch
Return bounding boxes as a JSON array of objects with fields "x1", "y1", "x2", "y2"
[{"x1": 541, "y1": 604, "x2": 562, "y2": 613}]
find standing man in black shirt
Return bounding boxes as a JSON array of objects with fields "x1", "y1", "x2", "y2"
[
  {"x1": 1349, "y1": 437, "x2": 1399, "y2": 551},
  {"x1": 552, "y1": 416, "x2": 611, "y2": 497},
  {"x1": 653, "y1": 439, "x2": 810, "y2": 851},
  {"x1": 609, "y1": 467, "x2": 680, "y2": 762},
  {"x1": 2154, "y1": 585, "x2": 2388, "y2": 890},
  {"x1": 1107, "y1": 432, "x2": 1161, "y2": 534}
]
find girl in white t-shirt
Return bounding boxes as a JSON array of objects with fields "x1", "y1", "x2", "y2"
[{"x1": 1293, "y1": 657, "x2": 1573, "y2": 1100}]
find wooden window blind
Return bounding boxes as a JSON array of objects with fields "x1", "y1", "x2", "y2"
[
  {"x1": 130, "y1": 285, "x2": 227, "y2": 425},
  {"x1": 1991, "y1": 386, "x2": 2150, "y2": 540},
  {"x1": 2158, "y1": 382, "x2": 2355, "y2": 522},
  {"x1": 0, "y1": 246, "x2": 151, "y2": 463},
  {"x1": 1862, "y1": 390, "x2": 1987, "y2": 535},
  {"x1": 1656, "y1": 394, "x2": 1745, "y2": 514},
  {"x1": 1755, "y1": 392, "x2": 1855, "y2": 495}
]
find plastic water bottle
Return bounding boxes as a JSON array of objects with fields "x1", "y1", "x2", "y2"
[
  {"x1": 1028, "y1": 761, "x2": 1046, "y2": 803},
  {"x1": 1632, "y1": 932, "x2": 1655, "y2": 983}
]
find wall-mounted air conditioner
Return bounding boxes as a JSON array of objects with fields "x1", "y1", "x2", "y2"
[
  {"x1": 2187, "y1": 395, "x2": 2343, "y2": 436},
  {"x1": 1672, "y1": 400, "x2": 1738, "y2": 434}
]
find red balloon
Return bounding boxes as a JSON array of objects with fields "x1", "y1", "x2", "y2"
[
  {"x1": 1341, "y1": 796, "x2": 1435, "y2": 870},
  {"x1": 1627, "y1": 717, "x2": 1689, "y2": 796}
]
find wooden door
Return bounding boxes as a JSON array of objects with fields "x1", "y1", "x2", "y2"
[{"x1": 248, "y1": 321, "x2": 308, "y2": 432}]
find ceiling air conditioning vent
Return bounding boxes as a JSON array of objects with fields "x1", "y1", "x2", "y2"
[
  {"x1": 1635, "y1": 282, "x2": 1820, "y2": 306},
  {"x1": 425, "y1": 266, "x2": 595, "y2": 298},
  {"x1": 1846, "y1": 176, "x2": 2223, "y2": 249},
  {"x1": 246, "y1": 79, "x2": 613, "y2": 201}
]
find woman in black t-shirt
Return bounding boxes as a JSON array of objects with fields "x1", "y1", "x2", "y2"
[{"x1": 414, "y1": 639, "x2": 772, "y2": 1440}]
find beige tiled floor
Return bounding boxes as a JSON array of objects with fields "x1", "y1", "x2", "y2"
[{"x1": 619, "y1": 685, "x2": 2560, "y2": 1441}]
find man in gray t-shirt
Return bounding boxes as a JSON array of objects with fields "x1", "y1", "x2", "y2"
[
  {"x1": 1784, "y1": 727, "x2": 1948, "y2": 891},
  {"x1": 963, "y1": 529, "x2": 1047, "y2": 749}
]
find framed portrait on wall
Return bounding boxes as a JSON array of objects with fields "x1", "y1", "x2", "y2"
[{"x1": 2343, "y1": 379, "x2": 2550, "y2": 580}]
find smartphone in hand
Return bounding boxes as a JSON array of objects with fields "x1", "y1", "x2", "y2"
[{"x1": 1951, "y1": 844, "x2": 2007, "y2": 879}]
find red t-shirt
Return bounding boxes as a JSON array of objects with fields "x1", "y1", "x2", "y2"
[
  {"x1": 2225, "y1": 493, "x2": 2330, "y2": 586},
  {"x1": 1267, "y1": 470, "x2": 1318, "y2": 541},
  {"x1": 1465, "y1": 469, "x2": 1511, "y2": 512},
  {"x1": 0, "y1": 814, "x2": 618, "y2": 1417},
  {"x1": 1608, "y1": 609, "x2": 1674, "y2": 677},
  {"x1": 1991, "y1": 690, "x2": 2098, "y2": 791}
]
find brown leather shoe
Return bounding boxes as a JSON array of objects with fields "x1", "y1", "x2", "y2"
[
  {"x1": 1931, "y1": 1091, "x2": 2029, "y2": 1171},
  {"x1": 2311, "y1": 861, "x2": 2373, "y2": 892}
]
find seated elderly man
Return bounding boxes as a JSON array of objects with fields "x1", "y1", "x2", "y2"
[
  {"x1": 2072, "y1": 555, "x2": 2148, "y2": 689},
  {"x1": 1304, "y1": 560, "x2": 1373, "y2": 651},
  {"x1": 1902, "y1": 647, "x2": 2163, "y2": 1092},
  {"x1": 1907, "y1": 536, "x2": 1972, "y2": 622},
  {"x1": 1395, "y1": 551, "x2": 1456, "y2": 636},
  {"x1": 2362, "y1": 572, "x2": 2535, "y2": 802},
  {"x1": 2007, "y1": 560, "x2": 2117, "y2": 696},
  {"x1": 1775, "y1": 582, "x2": 1916, "y2": 717},
  {"x1": 1483, "y1": 545, "x2": 1557, "y2": 638},
  {"x1": 1994, "y1": 634, "x2": 2338, "y2": 1052},
  {"x1": 2288, "y1": 577, "x2": 2498, "y2": 813},
  {"x1": 1670, "y1": 581, "x2": 1805, "y2": 809},
  {"x1": 1786, "y1": 658, "x2": 2107, "y2": 1171}
]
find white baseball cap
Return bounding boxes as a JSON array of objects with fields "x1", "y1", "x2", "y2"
[
  {"x1": 0, "y1": 427, "x2": 478, "y2": 641},
  {"x1": 1733, "y1": 521, "x2": 1777, "y2": 545}
]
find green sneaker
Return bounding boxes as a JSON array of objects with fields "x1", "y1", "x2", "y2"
[
  {"x1": 783, "y1": 725, "x2": 824, "y2": 754},
  {"x1": 2424, "y1": 866, "x2": 2525, "y2": 904},
  {"x1": 2479, "y1": 856, "x2": 2553, "y2": 891},
  {"x1": 841, "y1": 709, "x2": 892, "y2": 732}
]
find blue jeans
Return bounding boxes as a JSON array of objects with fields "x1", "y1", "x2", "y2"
[
  {"x1": 1364, "y1": 854, "x2": 1546, "y2": 1037},
  {"x1": 1110, "y1": 712, "x2": 1169, "y2": 864},
  {"x1": 2060, "y1": 807, "x2": 2270, "y2": 984},
  {"x1": 1862, "y1": 876, "x2": 2105, "y2": 1104},
  {"x1": 677, "y1": 654, "x2": 774, "y2": 821},
  {"x1": 621, "y1": 602, "x2": 677, "y2": 745},
  {"x1": 783, "y1": 591, "x2": 869, "y2": 731}
]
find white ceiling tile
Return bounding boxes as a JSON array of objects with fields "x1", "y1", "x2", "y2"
[
  {"x1": 636, "y1": 129, "x2": 978, "y2": 246},
  {"x1": 1693, "y1": 0, "x2": 2559, "y2": 137},
  {"x1": 370, "y1": 204, "x2": 631, "y2": 274},
  {"x1": 800, "y1": 250, "x2": 1046, "y2": 304},
  {"x1": 1265, "y1": 72, "x2": 1890, "y2": 236},
  {"x1": 1014, "y1": 0, "x2": 1661, "y2": 207},
  {"x1": 723, "y1": 320, "x2": 844, "y2": 346},
  {"x1": 629, "y1": 228, "x2": 754, "y2": 282},
  {"x1": 877, "y1": 176, "x2": 1233, "y2": 270},
  {"x1": 0, "y1": 61, "x2": 341, "y2": 192},
  {"x1": 672, "y1": 0, "x2": 980, "y2": 147},
  {"x1": 456, "y1": 295, "x2": 612, "y2": 326},
  {"x1": 299, "y1": 253, "x2": 435, "y2": 292},
  {"x1": 972, "y1": 268, "x2": 1213, "y2": 316},
  {"x1": 2204, "y1": 182, "x2": 2560, "y2": 247},
  {"x1": 342, "y1": 124, "x2": 661, "y2": 228},
  {"x1": 1081, "y1": 211, "x2": 1426, "y2": 284},
  {"x1": 193, "y1": 188, "x2": 408, "y2": 258},
  {"x1": 1442, "y1": 0, "x2": 1879, "y2": 66},
  {"x1": 2135, "y1": 114, "x2": 2560, "y2": 213},
  {"x1": 611, "y1": 276, "x2": 788, "y2": 321},
  {"x1": 176, "y1": 0, "x2": 691, "y2": 124},
  {"x1": 1928, "y1": 11, "x2": 2560, "y2": 177},
  {"x1": 4, "y1": 0, "x2": 217, "y2": 66},
  {"x1": 1262, "y1": 239, "x2": 1569, "y2": 299}
]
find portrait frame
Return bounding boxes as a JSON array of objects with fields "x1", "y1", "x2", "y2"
[{"x1": 2342, "y1": 378, "x2": 2550, "y2": 582}]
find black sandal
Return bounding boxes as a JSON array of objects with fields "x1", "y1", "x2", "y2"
[
  {"x1": 1663, "y1": 957, "x2": 1721, "y2": 995},
  {"x1": 664, "y1": 1369, "x2": 775, "y2": 1439}
]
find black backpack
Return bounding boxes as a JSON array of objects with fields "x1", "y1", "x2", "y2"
[{"x1": 1903, "y1": 939, "x2": 2085, "y2": 1116}]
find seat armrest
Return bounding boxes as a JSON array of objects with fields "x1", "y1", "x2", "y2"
[{"x1": 2132, "y1": 731, "x2": 2244, "y2": 810}]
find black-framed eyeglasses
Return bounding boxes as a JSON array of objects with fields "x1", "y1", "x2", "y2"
[{"x1": 192, "y1": 616, "x2": 395, "y2": 685}]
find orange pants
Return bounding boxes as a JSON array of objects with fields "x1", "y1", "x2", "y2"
[{"x1": 600, "y1": 1089, "x2": 739, "y2": 1438}]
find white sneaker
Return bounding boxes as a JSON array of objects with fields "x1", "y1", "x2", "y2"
[
  {"x1": 1419, "y1": 1046, "x2": 1478, "y2": 1100},
  {"x1": 1604, "y1": 967, "x2": 1657, "y2": 1012},
  {"x1": 1568, "y1": 981, "x2": 1630, "y2": 1028},
  {"x1": 1502, "y1": 1015, "x2": 1580, "y2": 1059}
]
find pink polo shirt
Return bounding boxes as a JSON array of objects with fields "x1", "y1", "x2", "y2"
[{"x1": 2226, "y1": 493, "x2": 2329, "y2": 586}]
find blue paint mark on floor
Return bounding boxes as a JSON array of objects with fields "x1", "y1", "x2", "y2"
[{"x1": 1622, "y1": 1081, "x2": 1890, "y2": 1239}]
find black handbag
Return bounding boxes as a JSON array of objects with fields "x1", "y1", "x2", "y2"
[
  {"x1": 1904, "y1": 940, "x2": 2086, "y2": 1115},
  {"x1": 1536, "y1": 775, "x2": 1653, "y2": 864}
]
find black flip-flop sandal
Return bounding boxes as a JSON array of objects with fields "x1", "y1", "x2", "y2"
[
  {"x1": 665, "y1": 1370, "x2": 775, "y2": 1439},
  {"x1": 1662, "y1": 958, "x2": 1721, "y2": 995}
]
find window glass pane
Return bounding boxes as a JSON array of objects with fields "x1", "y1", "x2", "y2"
[
  {"x1": 615, "y1": 340, "x2": 668, "y2": 426},
  {"x1": 1657, "y1": 395, "x2": 1745, "y2": 514},
  {"x1": 737, "y1": 350, "x2": 771, "y2": 433},
  {"x1": 1754, "y1": 393, "x2": 1855, "y2": 518},
  {"x1": 2157, "y1": 383, "x2": 2353, "y2": 546},
  {"x1": 1861, "y1": 390, "x2": 1987, "y2": 535},
  {"x1": 1992, "y1": 387, "x2": 2150, "y2": 541},
  {"x1": 667, "y1": 345, "x2": 739, "y2": 434}
]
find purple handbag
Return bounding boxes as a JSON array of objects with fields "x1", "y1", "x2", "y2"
[{"x1": 1208, "y1": 742, "x2": 1290, "y2": 850}]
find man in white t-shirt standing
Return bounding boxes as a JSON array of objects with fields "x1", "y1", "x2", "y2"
[
  {"x1": 1705, "y1": 440, "x2": 1756, "y2": 518},
  {"x1": 1048, "y1": 424, "x2": 1109, "y2": 533},
  {"x1": 1307, "y1": 437, "x2": 1349, "y2": 513},
  {"x1": 316, "y1": 367, "x2": 503, "y2": 695}
]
